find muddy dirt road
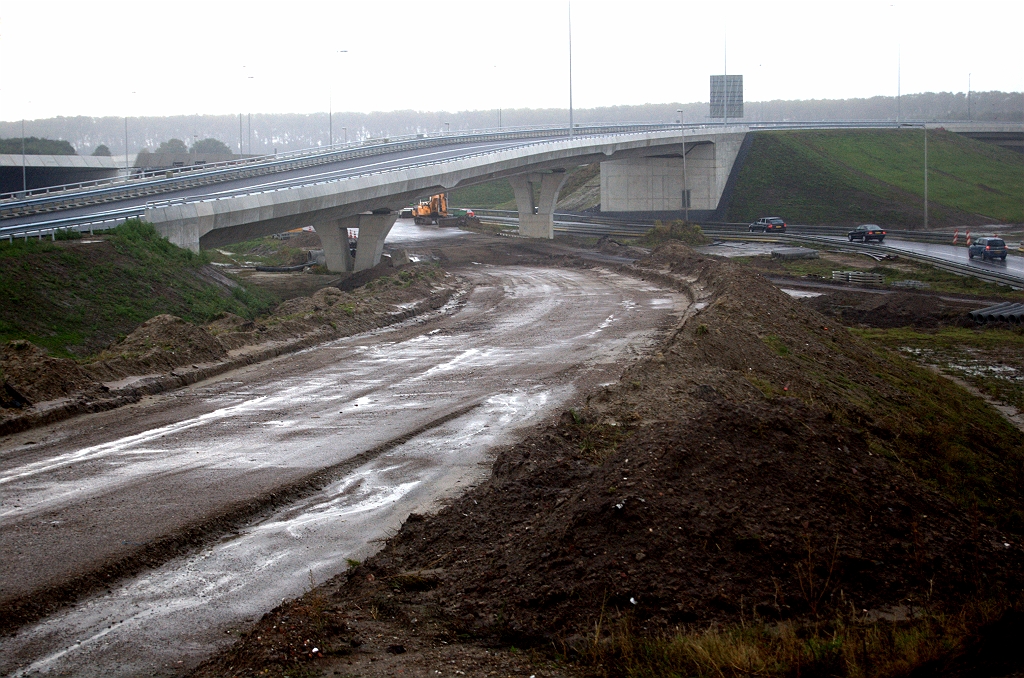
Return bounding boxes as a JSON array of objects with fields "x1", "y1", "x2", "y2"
[{"x1": 0, "y1": 264, "x2": 687, "y2": 676}]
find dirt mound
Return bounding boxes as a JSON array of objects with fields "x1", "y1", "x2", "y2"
[
  {"x1": 805, "y1": 290, "x2": 978, "y2": 328},
  {"x1": 83, "y1": 314, "x2": 227, "y2": 381},
  {"x1": 0, "y1": 340, "x2": 99, "y2": 407},
  {"x1": 366, "y1": 400, "x2": 1012, "y2": 642}
]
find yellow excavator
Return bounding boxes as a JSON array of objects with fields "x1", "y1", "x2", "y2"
[{"x1": 408, "y1": 193, "x2": 476, "y2": 227}]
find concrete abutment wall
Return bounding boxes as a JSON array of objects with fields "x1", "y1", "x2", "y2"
[{"x1": 599, "y1": 132, "x2": 746, "y2": 215}]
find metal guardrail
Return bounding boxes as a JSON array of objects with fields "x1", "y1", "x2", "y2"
[{"x1": 0, "y1": 127, "x2": 680, "y2": 241}]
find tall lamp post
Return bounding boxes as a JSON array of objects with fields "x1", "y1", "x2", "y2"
[
  {"x1": 923, "y1": 124, "x2": 928, "y2": 229},
  {"x1": 125, "y1": 91, "x2": 136, "y2": 178},
  {"x1": 330, "y1": 50, "x2": 348, "y2": 148},
  {"x1": 568, "y1": 1, "x2": 574, "y2": 137},
  {"x1": 21, "y1": 117, "x2": 26, "y2": 193},
  {"x1": 677, "y1": 108, "x2": 688, "y2": 222}
]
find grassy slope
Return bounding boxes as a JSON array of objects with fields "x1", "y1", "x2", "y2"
[
  {"x1": 449, "y1": 164, "x2": 598, "y2": 211},
  {"x1": 448, "y1": 179, "x2": 515, "y2": 209},
  {"x1": 727, "y1": 129, "x2": 1024, "y2": 227},
  {"x1": 0, "y1": 220, "x2": 277, "y2": 358}
]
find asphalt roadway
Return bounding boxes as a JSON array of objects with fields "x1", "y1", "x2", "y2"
[
  {"x1": 0, "y1": 264, "x2": 688, "y2": 676},
  {"x1": 823, "y1": 236, "x2": 1024, "y2": 282}
]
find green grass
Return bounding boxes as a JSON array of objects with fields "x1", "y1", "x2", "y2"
[
  {"x1": 213, "y1": 237, "x2": 309, "y2": 267},
  {"x1": 448, "y1": 179, "x2": 515, "y2": 209},
  {"x1": 851, "y1": 341, "x2": 1024, "y2": 534},
  {"x1": 727, "y1": 130, "x2": 1024, "y2": 227},
  {"x1": 578, "y1": 600, "x2": 1016, "y2": 678},
  {"x1": 853, "y1": 326, "x2": 1024, "y2": 412},
  {"x1": 633, "y1": 220, "x2": 709, "y2": 247},
  {"x1": 0, "y1": 219, "x2": 278, "y2": 358},
  {"x1": 449, "y1": 164, "x2": 597, "y2": 210}
]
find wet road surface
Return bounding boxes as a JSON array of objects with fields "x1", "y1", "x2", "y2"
[
  {"x1": 826, "y1": 236, "x2": 1024, "y2": 281},
  {"x1": 0, "y1": 265, "x2": 688, "y2": 676}
]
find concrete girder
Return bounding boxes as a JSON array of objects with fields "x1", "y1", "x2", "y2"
[{"x1": 508, "y1": 170, "x2": 569, "y2": 239}]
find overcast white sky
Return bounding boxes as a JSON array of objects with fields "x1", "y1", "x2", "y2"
[{"x1": 1, "y1": 0, "x2": 1021, "y2": 121}]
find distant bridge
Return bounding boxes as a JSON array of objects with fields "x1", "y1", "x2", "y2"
[{"x1": 2, "y1": 122, "x2": 1020, "y2": 274}]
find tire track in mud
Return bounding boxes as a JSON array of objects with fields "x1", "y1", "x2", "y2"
[{"x1": 0, "y1": 400, "x2": 482, "y2": 637}]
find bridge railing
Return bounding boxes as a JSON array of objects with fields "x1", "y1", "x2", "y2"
[
  {"x1": 0, "y1": 126, "x2": 682, "y2": 240},
  {"x1": 0, "y1": 122, "x2": 681, "y2": 210}
]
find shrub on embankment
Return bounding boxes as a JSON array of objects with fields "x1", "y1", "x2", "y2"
[
  {"x1": 0, "y1": 218, "x2": 277, "y2": 358},
  {"x1": 727, "y1": 129, "x2": 1024, "y2": 227}
]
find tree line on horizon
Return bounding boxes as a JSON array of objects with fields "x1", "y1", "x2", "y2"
[{"x1": 1, "y1": 91, "x2": 1020, "y2": 157}]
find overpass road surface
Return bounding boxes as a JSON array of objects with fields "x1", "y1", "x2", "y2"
[
  {"x1": 0, "y1": 137, "x2": 563, "y2": 232},
  {"x1": 0, "y1": 264, "x2": 689, "y2": 677}
]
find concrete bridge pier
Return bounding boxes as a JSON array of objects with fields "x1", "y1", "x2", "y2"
[
  {"x1": 316, "y1": 212, "x2": 399, "y2": 273},
  {"x1": 508, "y1": 170, "x2": 569, "y2": 239}
]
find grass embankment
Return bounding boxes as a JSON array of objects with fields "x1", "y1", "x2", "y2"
[
  {"x1": 727, "y1": 129, "x2": 1024, "y2": 227},
  {"x1": 0, "y1": 219, "x2": 276, "y2": 358},
  {"x1": 448, "y1": 163, "x2": 599, "y2": 211},
  {"x1": 206, "y1": 235, "x2": 312, "y2": 268},
  {"x1": 854, "y1": 326, "x2": 1024, "y2": 412}
]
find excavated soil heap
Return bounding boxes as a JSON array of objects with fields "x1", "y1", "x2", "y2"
[
  {"x1": 194, "y1": 244, "x2": 1023, "y2": 676},
  {"x1": 0, "y1": 340, "x2": 98, "y2": 407},
  {"x1": 83, "y1": 314, "x2": 228, "y2": 381},
  {"x1": 805, "y1": 290, "x2": 979, "y2": 329}
]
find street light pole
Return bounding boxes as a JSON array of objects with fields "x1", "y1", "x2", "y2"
[
  {"x1": 330, "y1": 50, "x2": 348, "y2": 149},
  {"x1": 21, "y1": 118, "x2": 26, "y2": 193},
  {"x1": 568, "y1": 1, "x2": 574, "y2": 137},
  {"x1": 923, "y1": 124, "x2": 928, "y2": 229},
  {"x1": 677, "y1": 108, "x2": 688, "y2": 222}
]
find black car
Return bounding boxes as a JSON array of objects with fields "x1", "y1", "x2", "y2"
[
  {"x1": 848, "y1": 224, "x2": 886, "y2": 243},
  {"x1": 968, "y1": 237, "x2": 1008, "y2": 261},
  {"x1": 748, "y1": 217, "x2": 787, "y2": 233}
]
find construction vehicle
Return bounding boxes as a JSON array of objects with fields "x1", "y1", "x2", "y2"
[{"x1": 408, "y1": 193, "x2": 477, "y2": 227}]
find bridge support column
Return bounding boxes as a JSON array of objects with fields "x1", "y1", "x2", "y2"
[
  {"x1": 508, "y1": 170, "x2": 569, "y2": 239},
  {"x1": 317, "y1": 212, "x2": 398, "y2": 273}
]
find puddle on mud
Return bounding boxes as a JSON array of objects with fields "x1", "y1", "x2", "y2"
[
  {"x1": 900, "y1": 347, "x2": 1023, "y2": 382},
  {"x1": 2, "y1": 386, "x2": 567, "y2": 678},
  {"x1": 781, "y1": 288, "x2": 824, "y2": 299}
]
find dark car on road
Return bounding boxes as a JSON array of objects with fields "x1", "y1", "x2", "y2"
[
  {"x1": 969, "y1": 237, "x2": 1008, "y2": 261},
  {"x1": 748, "y1": 217, "x2": 787, "y2": 233},
  {"x1": 848, "y1": 224, "x2": 886, "y2": 243}
]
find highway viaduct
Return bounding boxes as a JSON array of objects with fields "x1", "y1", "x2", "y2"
[{"x1": 2, "y1": 122, "x2": 1021, "y2": 274}]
